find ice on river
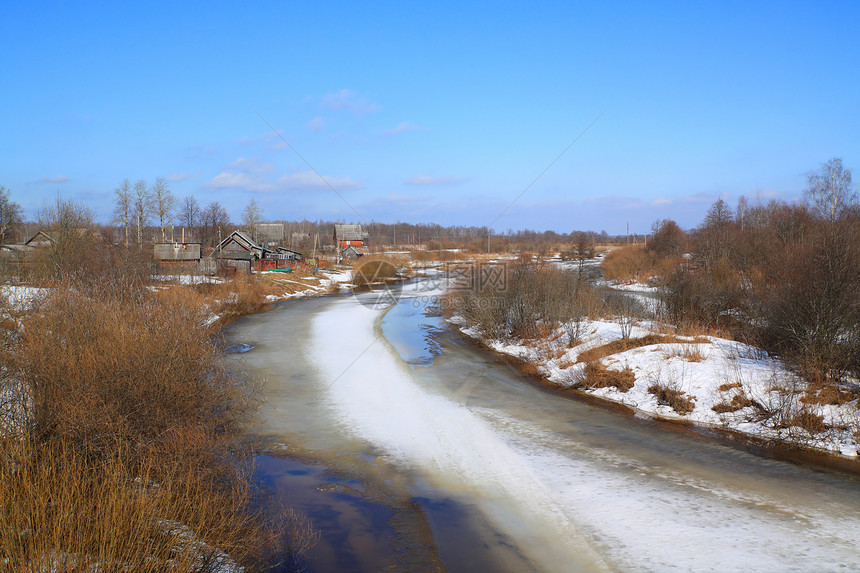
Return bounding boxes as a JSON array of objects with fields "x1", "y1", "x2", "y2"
[{"x1": 310, "y1": 291, "x2": 860, "y2": 572}]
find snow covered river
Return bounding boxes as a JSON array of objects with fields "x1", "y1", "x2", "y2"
[{"x1": 224, "y1": 279, "x2": 860, "y2": 572}]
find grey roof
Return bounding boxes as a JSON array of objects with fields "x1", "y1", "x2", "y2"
[
  {"x1": 214, "y1": 230, "x2": 267, "y2": 259},
  {"x1": 334, "y1": 224, "x2": 368, "y2": 241}
]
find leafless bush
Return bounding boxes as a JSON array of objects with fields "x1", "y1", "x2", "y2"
[
  {"x1": 648, "y1": 383, "x2": 696, "y2": 415},
  {"x1": 448, "y1": 261, "x2": 604, "y2": 340},
  {"x1": 573, "y1": 362, "x2": 635, "y2": 392},
  {"x1": 0, "y1": 280, "x2": 316, "y2": 567}
]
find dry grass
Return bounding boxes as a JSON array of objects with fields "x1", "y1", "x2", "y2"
[
  {"x1": 577, "y1": 335, "x2": 696, "y2": 364},
  {"x1": 667, "y1": 343, "x2": 707, "y2": 362},
  {"x1": 1, "y1": 280, "x2": 318, "y2": 569},
  {"x1": 574, "y1": 362, "x2": 635, "y2": 392},
  {"x1": 518, "y1": 361, "x2": 543, "y2": 377},
  {"x1": 255, "y1": 265, "x2": 323, "y2": 293},
  {"x1": 712, "y1": 393, "x2": 761, "y2": 414},
  {"x1": 0, "y1": 436, "x2": 275, "y2": 571},
  {"x1": 788, "y1": 410, "x2": 828, "y2": 434},
  {"x1": 801, "y1": 381, "x2": 859, "y2": 406},
  {"x1": 718, "y1": 382, "x2": 742, "y2": 392},
  {"x1": 648, "y1": 384, "x2": 696, "y2": 415}
]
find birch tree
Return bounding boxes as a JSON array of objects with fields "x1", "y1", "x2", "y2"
[
  {"x1": 113, "y1": 179, "x2": 132, "y2": 248},
  {"x1": 133, "y1": 180, "x2": 150, "y2": 248},
  {"x1": 242, "y1": 198, "x2": 262, "y2": 243},
  {"x1": 150, "y1": 177, "x2": 175, "y2": 242},
  {"x1": 805, "y1": 158, "x2": 856, "y2": 223}
]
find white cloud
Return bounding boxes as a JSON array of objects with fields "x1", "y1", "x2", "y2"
[
  {"x1": 276, "y1": 171, "x2": 364, "y2": 191},
  {"x1": 204, "y1": 171, "x2": 275, "y2": 192},
  {"x1": 306, "y1": 117, "x2": 326, "y2": 132},
  {"x1": 651, "y1": 197, "x2": 672, "y2": 206},
  {"x1": 37, "y1": 175, "x2": 70, "y2": 183},
  {"x1": 205, "y1": 157, "x2": 363, "y2": 194},
  {"x1": 166, "y1": 172, "x2": 195, "y2": 182},
  {"x1": 228, "y1": 156, "x2": 275, "y2": 174},
  {"x1": 385, "y1": 122, "x2": 425, "y2": 135},
  {"x1": 404, "y1": 175, "x2": 469, "y2": 186},
  {"x1": 320, "y1": 89, "x2": 381, "y2": 115}
]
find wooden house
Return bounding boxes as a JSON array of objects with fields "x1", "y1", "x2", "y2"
[
  {"x1": 275, "y1": 247, "x2": 303, "y2": 261},
  {"x1": 154, "y1": 242, "x2": 201, "y2": 262},
  {"x1": 24, "y1": 231, "x2": 56, "y2": 248},
  {"x1": 213, "y1": 230, "x2": 266, "y2": 273},
  {"x1": 334, "y1": 224, "x2": 368, "y2": 262},
  {"x1": 154, "y1": 242, "x2": 202, "y2": 272},
  {"x1": 213, "y1": 230, "x2": 304, "y2": 272}
]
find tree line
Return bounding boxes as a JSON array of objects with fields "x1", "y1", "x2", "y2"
[{"x1": 648, "y1": 158, "x2": 859, "y2": 386}]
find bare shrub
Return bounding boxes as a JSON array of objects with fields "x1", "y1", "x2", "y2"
[
  {"x1": 647, "y1": 219, "x2": 687, "y2": 259},
  {"x1": 0, "y1": 282, "x2": 316, "y2": 567},
  {"x1": 667, "y1": 343, "x2": 707, "y2": 362},
  {"x1": 648, "y1": 383, "x2": 696, "y2": 415},
  {"x1": 573, "y1": 362, "x2": 635, "y2": 392},
  {"x1": 787, "y1": 409, "x2": 828, "y2": 435},
  {"x1": 601, "y1": 245, "x2": 653, "y2": 283},
  {"x1": 447, "y1": 260, "x2": 604, "y2": 340},
  {"x1": 351, "y1": 258, "x2": 400, "y2": 288},
  {"x1": 712, "y1": 393, "x2": 762, "y2": 414}
]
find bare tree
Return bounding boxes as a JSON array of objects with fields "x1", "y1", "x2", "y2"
[
  {"x1": 696, "y1": 199, "x2": 734, "y2": 267},
  {"x1": 242, "y1": 198, "x2": 262, "y2": 242},
  {"x1": 736, "y1": 195, "x2": 749, "y2": 231},
  {"x1": 35, "y1": 196, "x2": 95, "y2": 278},
  {"x1": 132, "y1": 180, "x2": 150, "y2": 248},
  {"x1": 113, "y1": 179, "x2": 132, "y2": 248},
  {"x1": 176, "y1": 195, "x2": 200, "y2": 240},
  {"x1": 201, "y1": 201, "x2": 230, "y2": 246},
  {"x1": 0, "y1": 185, "x2": 23, "y2": 244},
  {"x1": 805, "y1": 158, "x2": 856, "y2": 223},
  {"x1": 570, "y1": 231, "x2": 596, "y2": 276},
  {"x1": 150, "y1": 177, "x2": 175, "y2": 242},
  {"x1": 648, "y1": 219, "x2": 685, "y2": 258}
]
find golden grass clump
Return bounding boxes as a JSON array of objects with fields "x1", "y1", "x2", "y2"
[
  {"x1": 574, "y1": 362, "x2": 636, "y2": 393},
  {"x1": 648, "y1": 384, "x2": 696, "y2": 415}
]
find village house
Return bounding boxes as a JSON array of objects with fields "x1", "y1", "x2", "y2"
[
  {"x1": 153, "y1": 242, "x2": 203, "y2": 272},
  {"x1": 213, "y1": 230, "x2": 304, "y2": 273},
  {"x1": 333, "y1": 224, "x2": 368, "y2": 262}
]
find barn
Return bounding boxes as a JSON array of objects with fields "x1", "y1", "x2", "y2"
[
  {"x1": 213, "y1": 230, "x2": 304, "y2": 272},
  {"x1": 213, "y1": 230, "x2": 266, "y2": 273},
  {"x1": 334, "y1": 224, "x2": 368, "y2": 262}
]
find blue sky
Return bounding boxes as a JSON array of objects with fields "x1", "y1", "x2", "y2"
[{"x1": 3, "y1": 1, "x2": 859, "y2": 234}]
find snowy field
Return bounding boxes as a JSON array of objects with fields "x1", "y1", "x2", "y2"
[{"x1": 451, "y1": 314, "x2": 860, "y2": 459}]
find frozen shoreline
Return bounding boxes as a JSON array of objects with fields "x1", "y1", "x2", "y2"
[{"x1": 448, "y1": 313, "x2": 860, "y2": 462}]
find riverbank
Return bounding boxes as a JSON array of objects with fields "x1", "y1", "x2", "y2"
[
  {"x1": 446, "y1": 313, "x2": 860, "y2": 466},
  {"x1": 225, "y1": 273, "x2": 860, "y2": 572}
]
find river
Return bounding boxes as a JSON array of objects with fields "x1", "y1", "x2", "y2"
[{"x1": 223, "y1": 278, "x2": 860, "y2": 572}]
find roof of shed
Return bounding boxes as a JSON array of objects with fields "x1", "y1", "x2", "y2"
[{"x1": 334, "y1": 224, "x2": 368, "y2": 241}]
